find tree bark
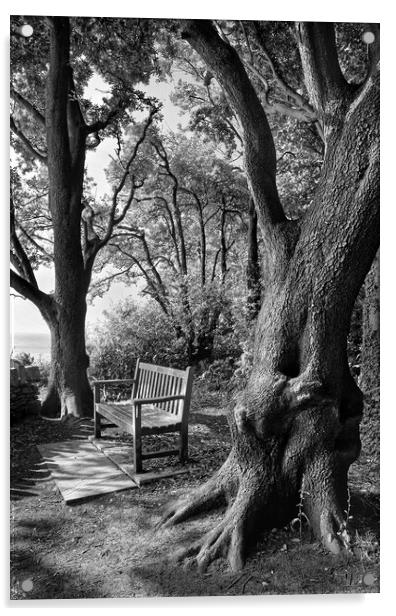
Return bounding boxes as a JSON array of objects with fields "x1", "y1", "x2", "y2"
[
  {"x1": 161, "y1": 20, "x2": 379, "y2": 571},
  {"x1": 359, "y1": 251, "x2": 380, "y2": 459},
  {"x1": 40, "y1": 18, "x2": 92, "y2": 417},
  {"x1": 246, "y1": 197, "x2": 261, "y2": 321},
  {"x1": 40, "y1": 294, "x2": 93, "y2": 418}
]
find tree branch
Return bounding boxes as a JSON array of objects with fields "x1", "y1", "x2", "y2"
[
  {"x1": 10, "y1": 116, "x2": 47, "y2": 163},
  {"x1": 10, "y1": 198, "x2": 39, "y2": 286},
  {"x1": 252, "y1": 23, "x2": 315, "y2": 115},
  {"x1": 111, "y1": 243, "x2": 170, "y2": 316},
  {"x1": 117, "y1": 224, "x2": 167, "y2": 294},
  {"x1": 181, "y1": 19, "x2": 287, "y2": 258},
  {"x1": 296, "y1": 22, "x2": 350, "y2": 117},
  {"x1": 10, "y1": 269, "x2": 53, "y2": 313},
  {"x1": 11, "y1": 88, "x2": 46, "y2": 126},
  {"x1": 99, "y1": 108, "x2": 158, "y2": 248},
  {"x1": 152, "y1": 141, "x2": 188, "y2": 274},
  {"x1": 86, "y1": 100, "x2": 123, "y2": 135},
  {"x1": 17, "y1": 223, "x2": 54, "y2": 260}
]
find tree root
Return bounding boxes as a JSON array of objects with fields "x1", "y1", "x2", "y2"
[
  {"x1": 174, "y1": 513, "x2": 245, "y2": 572},
  {"x1": 160, "y1": 481, "x2": 225, "y2": 529},
  {"x1": 159, "y1": 455, "x2": 237, "y2": 529},
  {"x1": 160, "y1": 460, "x2": 264, "y2": 572},
  {"x1": 320, "y1": 509, "x2": 351, "y2": 555},
  {"x1": 171, "y1": 490, "x2": 250, "y2": 572}
]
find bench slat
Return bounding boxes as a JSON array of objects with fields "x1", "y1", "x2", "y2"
[
  {"x1": 97, "y1": 403, "x2": 181, "y2": 432},
  {"x1": 141, "y1": 448, "x2": 179, "y2": 460},
  {"x1": 139, "y1": 362, "x2": 187, "y2": 378},
  {"x1": 94, "y1": 360, "x2": 193, "y2": 472}
]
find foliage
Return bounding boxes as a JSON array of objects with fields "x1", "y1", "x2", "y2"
[
  {"x1": 87, "y1": 299, "x2": 190, "y2": 379},
  {"x1": 13, "y1": 351, "x2": 35, "y2": 366},
  {"x1": 90, "y1": 128, "x2": 250, "y2": 362}
]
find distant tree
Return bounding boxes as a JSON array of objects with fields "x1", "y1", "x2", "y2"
[{"x1": 93, "y1": 131, "x2": 249, "y2": 365}]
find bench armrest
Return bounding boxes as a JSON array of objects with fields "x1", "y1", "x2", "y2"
[
  {"x1": 92, "y1": 379, "x2": 135, "y2": 385},
  {"x1": 133, "y1": 395, "x2": 185, "y2": 405}
]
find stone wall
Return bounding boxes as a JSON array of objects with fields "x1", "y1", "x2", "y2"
[{"x1": 10, "y1": 365, "x2": 42, "y2": 423}]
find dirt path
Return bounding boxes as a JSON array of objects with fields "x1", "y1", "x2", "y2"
[{"x1": 10, "y1": 394, "x2": 379, "y2": 599}]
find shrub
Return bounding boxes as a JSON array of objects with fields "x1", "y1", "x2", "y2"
[{"x1": 87, "y1": 299, "x2": 189, "y2": 379}]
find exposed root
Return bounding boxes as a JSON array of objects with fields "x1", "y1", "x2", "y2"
[
  {"x1": 160, "y1": 482, "x2": 225, "y2": 529},
  {"x1": 159, "y1": 457, "x2": 237, "y2": 529},
  {"x1": 320, "y1": 510, "x2": 351, "y2": 555},
  {"x1": 165, "y1": 470, "x2": 264, "y2": 572},
  {"x1": 172, "y1": 498, "x2": 246, "y2": 572}
]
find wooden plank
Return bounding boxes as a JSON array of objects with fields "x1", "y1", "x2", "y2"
[
  {"x1": 89, "y1": 439, "x2": 190, "y2": 485},
  {"x1": 139, "y1": 362, "x2": 187, "y2": 378},
  {"x1": 96, "y1": 403, "x2": 182, "y2": 433},
  {"x1": 38, "y1": 441, "x2": 138, "y2": 503},
  {"x1": 133, "y1": 468, "x2": 190, "y2": 486},
  {"x1": 96, "y1": 403, "x2": 133, "y2": 433},
  {"x1": 141, "y1": 448, "x2": 179, "y2": 460},
  {"x1": 141, "y1": 423, "x2": 181, "y2": 435},
  {"x1": 93, "y1": 360, "x2": 193, "y2": 470},
  {"x1": 38, "y1": 440, "x2": 95, "y2": 459}
]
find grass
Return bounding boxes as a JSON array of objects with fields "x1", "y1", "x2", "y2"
[{"x1": 10, "y1": 388, "x2": 379, "y2": 599}]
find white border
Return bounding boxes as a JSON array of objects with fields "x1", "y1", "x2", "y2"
[{"x1": 2, "y1": 1, "x2": 394, "y2": 614}]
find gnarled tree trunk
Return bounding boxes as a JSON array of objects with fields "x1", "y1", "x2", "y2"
[
  {"x1": 359, "y1": 251, "x2": 380, "y2": 459},
  {"x1": 160, "y1": 21, "x2": 379, "y2": 571}
]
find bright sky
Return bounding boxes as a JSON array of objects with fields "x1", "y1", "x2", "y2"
[{"x1": 11, "y1": 71, "x2": 188, "y2": 337}]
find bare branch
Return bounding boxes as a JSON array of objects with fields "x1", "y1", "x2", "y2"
[
  {"x1": 110, "y1": 243, "x2": 170, "y2": 316},
  {"x1": 98, "y1": 107, "x2": 158, "y2": 249},
  {"x1": 89, "y1": 265, "x2": 134, "y2": 294},
  {"x1": 117, "y1": 224, "x2": 167, "y2": 292},
  {"x1": 152, "y1": 141, "x2": 188, "y2": 273}
]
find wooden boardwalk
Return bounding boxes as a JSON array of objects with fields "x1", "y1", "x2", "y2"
[
  {"x1": 89, "y1": 437, "x2": 190, "y2": 486},
  {"x1": 38, "y1": 440, "x2": 138, "y2": 503}
]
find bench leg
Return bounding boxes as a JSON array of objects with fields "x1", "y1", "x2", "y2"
[
  {"x1": 179, "y1": 429, "x2": 188, "y2": 464},
  {"x1": 94, "y1": 407, "x2": 101, "y2": 439},
  {"x1": 134, "y1": 432, "x2": 143, "y2": 473}
]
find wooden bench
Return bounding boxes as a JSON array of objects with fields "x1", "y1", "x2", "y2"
[{"x1": 93, "y1": 359, "x2": 193, "y2": 473}]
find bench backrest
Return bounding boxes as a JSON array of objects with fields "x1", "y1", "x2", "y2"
[{"x1": 132, "y1": 360, "x2": 193, "y2": 418}]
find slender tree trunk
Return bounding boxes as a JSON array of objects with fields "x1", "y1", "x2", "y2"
[{"x1": 192, "y1": 307, "x2": 221, "y2": 366}]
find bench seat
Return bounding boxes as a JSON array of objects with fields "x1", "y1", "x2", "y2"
[
  {"x1": 93, "y1": 359, "x2": 193, "y2": 473},
  {"x1": 96, "y1": 402, "x2": 182, "y2": 434}
]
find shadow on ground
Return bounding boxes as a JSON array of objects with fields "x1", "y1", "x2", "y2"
[{"x1": 10, "y1": 403, "x2": 379, "y2": 599}]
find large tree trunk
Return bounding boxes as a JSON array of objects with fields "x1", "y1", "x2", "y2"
[
  {"x1": 41, "y1": 300, "x2": 93, "y2": 418},
  {"x1": 161, "y1": 21, "x2": 379, "y2": 571},
  {"x1": 359, "y1": 251, "x2": 380, "y2": 459},
  {"x1": 41, "y1": 17, "x2": 93, "y2": 418},
  {"x1": 246, "y1": 198, "x2": 261, "y2": 321}
]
